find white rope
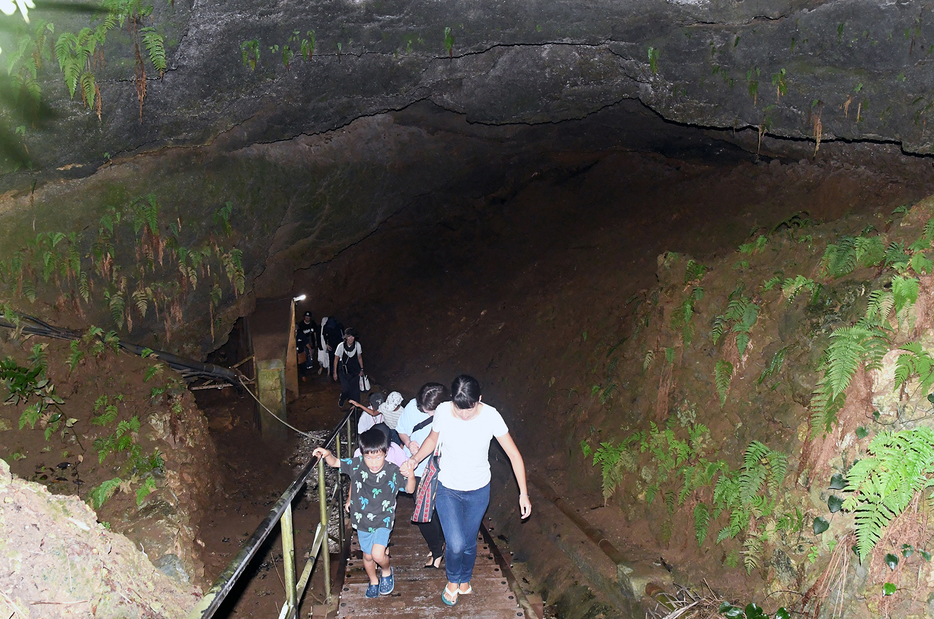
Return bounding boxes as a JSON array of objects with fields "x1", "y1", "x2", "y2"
[{"x1": 237, "y1": 375, "x2": 313, "y2": 437}]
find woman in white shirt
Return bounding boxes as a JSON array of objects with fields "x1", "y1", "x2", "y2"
[
  {"x1": 397, "y1": 383, "x2": 448, "y2": 568},
  {"x1": 407, "y1": 375, "x2": 531, "y2": 607}
]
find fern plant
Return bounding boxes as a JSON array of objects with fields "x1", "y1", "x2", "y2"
[
  {"x1": 758, "y1": 347, "x2": 787, "y2": 385},
  {"x1": 713, "y1": 442, "x2": 786, "y2": 554},
  {"x1": 810, "y1": 320, "x2": 890, "y2": 433},
  {"x1": 715, "y1": 360, "x2": 733, "y2": 406},
  {"x1": 820, "y1": 234, "x2": 885, "y2": 279},
  {"x1": 894, "y1": 342, "x2": 934, "y2": 398},
  {"x1": 684, "y1": 259, "x2": 708, "y2": 283},
  {"x1": 712, "y1": 288, "x2": 759, "y2": 356},
  {"x1": 671, "y1": 286, "x2": 703, "y2": 345},
  {"x1": 738, "y1": 235, "x2": 768, "y2": 255},
  {"x1": 781, "y1": 275, "x2": 817, "y2": 301},
  {"x1": 592, "y1": 440, "x2": 638, "y2": 504},
  {"x1": 842, "y1": 427, "x2": 934, "y2": 562}
]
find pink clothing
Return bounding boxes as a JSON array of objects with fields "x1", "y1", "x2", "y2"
[{"x1": 353, "y1": 443, "x2": 408, "y2": 467}]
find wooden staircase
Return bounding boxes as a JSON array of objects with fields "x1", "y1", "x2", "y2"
[{"x1": 336, "y1": 497, "x2": 531, "y2": 619}]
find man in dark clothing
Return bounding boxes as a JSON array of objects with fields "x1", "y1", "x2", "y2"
[
  {"x1": 321, "y1": 317, "x2": 344, "y2": 358},
  {"x1": 296, "y1": 311, "x2": 319, "y2": 379}
]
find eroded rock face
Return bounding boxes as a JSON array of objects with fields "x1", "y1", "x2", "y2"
[
  {"x1": 0, "y1": 0, "x2": 932, "y2": 354},
  {"x1": 0, "y1": 458, "x2": 203, "y2": 619},
  {"x1": 5, "y1": 0, "x2": 932, "y2": 178}
]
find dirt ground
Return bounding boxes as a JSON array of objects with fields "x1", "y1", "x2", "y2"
[{"x1": 6, "y1": 137, "x2": 934, "y2": 618}]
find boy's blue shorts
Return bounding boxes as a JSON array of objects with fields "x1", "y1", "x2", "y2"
[{"x1": 357, "y1": 527, "x2": 391, "y2": 555}]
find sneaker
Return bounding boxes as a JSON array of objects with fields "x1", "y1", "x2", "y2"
[
  {"x1": 338, "y1": 394, "x2": 346, "y2": 407},
  {"x1": 365, "y1": 583, "x2": 379, "y2": 598},
  {"x1": 378, "y1": 567, "x2": 394, "y2": 595}
]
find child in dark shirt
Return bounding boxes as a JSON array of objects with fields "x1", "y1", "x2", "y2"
[{"x1": 313, "y1": 429, "x2": 416, "y2": 598}]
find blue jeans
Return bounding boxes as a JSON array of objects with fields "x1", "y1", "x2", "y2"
[{"x1": 435, "y1": 482, "x2": 490, "y2": 584}]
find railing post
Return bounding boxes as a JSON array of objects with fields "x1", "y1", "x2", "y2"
[
  {"x1": 281, "y1": 503, "x2": 297, "y2": 619},
  {"x1": 335, "y1": 426, "x2": 345, "y2": 551},
  {"x1": 318, "y1": 458, "x2": 331, "y2": 602}
]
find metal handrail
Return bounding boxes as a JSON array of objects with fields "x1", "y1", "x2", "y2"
[{"x1": 187, "y1": 406, "x2": 356, "y2": 619}]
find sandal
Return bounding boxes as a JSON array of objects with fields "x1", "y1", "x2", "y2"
[
  {"x1": 441, "y1": 584, "x2": 459, "y2": 606},
  {"x1": 458, "y1": 584, "x2": 473, "y2": 595},
  {"x1": 423, "y1": 554, "x2": 443, "y2": 569}
]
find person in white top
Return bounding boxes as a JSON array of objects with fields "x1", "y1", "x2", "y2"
[
  {"x1": 407, "y1": 375, "x2": 531, "y2": 607},
  {"x1": 333, "y1": 328, "x2": 364, "y2": 408},
  {"x1": 397, "y1": 383, "x2": 448, "y2": 568}
]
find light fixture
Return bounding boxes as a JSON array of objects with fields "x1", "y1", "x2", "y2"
[{"x1": 292, "y1": 294, "x2": 306, "y2": 302}]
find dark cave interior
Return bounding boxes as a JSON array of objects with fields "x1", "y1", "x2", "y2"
[{"x1": 195, "y1": 104, "x2": 934, "y2": 617}]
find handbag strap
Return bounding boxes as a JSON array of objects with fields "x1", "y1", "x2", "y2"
[{"x1": 412, "y1": 415, "x2": 433, "y2": 434}]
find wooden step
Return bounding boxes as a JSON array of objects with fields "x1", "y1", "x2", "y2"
[{"x1": 337, "y1": 513, "x2": 527, "y2": 618}]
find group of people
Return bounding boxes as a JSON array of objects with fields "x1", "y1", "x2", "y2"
[
  {"x1": 295, "y1": 312, "x2": 366, "y2": 408},
  {"x1": 313, "y1": 375, "x2": 531, "y2": 607}
]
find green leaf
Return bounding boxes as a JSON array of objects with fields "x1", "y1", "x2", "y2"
[
  {"x1": 136, "y1": 476, "x2": 156, "y2": 505},
  {"x1": 744, "y1": 603, "x2": 767, "y2": 619},
  {"x1": 885, "y1": 553, "x2": 899, "y2": 570},
  {"x1": 856, "y1": 426, "x2": 868, "y2": 439},
  {"x1": 774, "y1": 609, "x2": 790, "y2": 619},
  {"x1": 911, "y1": 252, "x2": 933, "y2": 275},
  {"x1": 921, "y1": 550, "x2": 931, "y2": 561},
  {"x1": 883, "y1": 582, "x2": 897, "y2": 596},
  {"x1": 829, "y1": 473, "x2": 846, "y2": 489},
  {"x1": 828, "y1": 495, "x2": 843, "y2": 513},
  {"x1": 715, "y1": 360, "x2": 734, "y2": 406},
  {"x1": 89, "y1": 477, "x2": 122, "y2": 510},
  {"x1": 813, "y1": 516, "x2": 829, "y2": 535},
  {"x1": 718, "y1": 603, "x2": 744, "y2": 619},
  {"x1": 902, "y1": 543, "x2": 914, "y2": 558}
]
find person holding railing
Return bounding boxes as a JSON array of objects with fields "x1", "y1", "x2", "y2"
[
  {"x1": 397, "y1": 382, "x2": 449, "y2": 569},
  {"x1": 314, "y1": 429, "x2": 417, "y2": 599},
  {"x1": 406, "y1": 375, "x2": 532, "y2": 607}
]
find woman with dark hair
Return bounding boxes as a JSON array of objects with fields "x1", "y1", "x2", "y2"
[
  {"x1": 407, "y1": 375, "x2": 531, "y2": 606},
  {"x1": 333, "y1": 328, "x2": 364, "y2": 408},
  {"x1": 396, "y1": 382, "x2": 449, "y2": 568}
]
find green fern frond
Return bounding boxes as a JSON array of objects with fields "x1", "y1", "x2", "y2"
[
  {"x1": 716, "y1": 526, "x2": 733, "y2": 544},
  {"x1": 766, "y1": 451, "x2": 787, "y2": 493},
  {"x1": 892, "y1": 275, "x2": 920, "y2": 316},
  {"x1": 694, "y1": 502, "x2": 710, "y2": 546},
  {"x1": 80, "y1": 71, "x2": 95, "y2": 108},
  {"x1": 715, "y1": 360, "x2": 733, "y2": 406},
  {"x1": 758, "y1": 347, "x2": 787, "y2": 384},
  {"x1": 728, "y1": 506, "x2": 748, "y2": 539},
  {"x1": 89, "y1": 477, "x2": 122, "y2": 510},
  {"x1": 107, "y1": 290, "x2": 125, "y2": 329},
  {"x1": 684, "y1": 259, "x2": 708, "y2": 283},
  {"x1": 865, "y1": 289, "x2": 894, "y2": 326},
  {"x1": 821, "y1": 237, "x2": 857, "y2": 278},
  {"x1": 844, "y1": 428, "x2": 934, "y2": 561},
  {"x1": 854, "y1": 235, "x2": 885, "y2": 268},
  {"x1": 886, "y1": 241, "x2": 910, "y2": 271},
  {"x1": 782, "y1": 275, "x2": 817, "y2": 301},
  {"x1": 742, "y1": 535, "x2": 764, "y2": 573},
  {"x1": 895, "y1": 343, "x2": 934, "y2": 398},
  {"x1": 140, "y1": 27, "x2": 165, "y2": 74},
  {"x1": 712, "y1": 315, "x2": 728, "y2": 345},
  {"x1": 664, "y1": 490, "x2": 676, "y2": 514},
  {"x1": 809, "y1": 385, "x2": 846, "y2": 433},
  {"x1": 825, "y1": 325, "x2": 883, "y2": 399},
  {"x1": 762, "y1": 275, "x2": 781, "y2": 291},
  {"x1": 713, "y1": 473, "x2": 740, "y2": 517}
]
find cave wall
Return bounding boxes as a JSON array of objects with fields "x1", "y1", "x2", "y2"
[{"x1": 1, "y1": 0, "x2": 933, "y2": 350}]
